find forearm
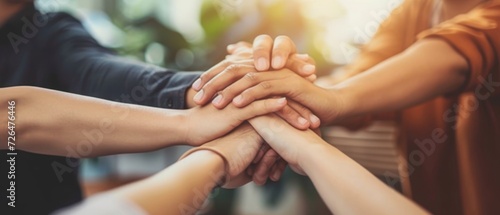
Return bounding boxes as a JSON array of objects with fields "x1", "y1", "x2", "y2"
[
  {"x1": 331, "y1": 39, "x2": 468, "y2": 121},
  {"x1": 110, "y1": 150, "x2": 225, "y2": 215},
  {"x1": 300, "y1": 144, "x2": 428, "y2": 215},
  {"x1": 0, "y1": 86, "x2": 188, "y2": 157}
]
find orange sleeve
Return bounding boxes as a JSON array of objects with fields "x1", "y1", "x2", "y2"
[
  {"x1": 417, "y1": 1, "x2": 500, "y2": 93},
  {"x1": 344, "y1": 0, "x2": 417, "y2": 77}
]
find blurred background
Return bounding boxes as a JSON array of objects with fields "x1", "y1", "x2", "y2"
[{"x1": 35, "y1": 0, "x2": 403, "y2": 214}]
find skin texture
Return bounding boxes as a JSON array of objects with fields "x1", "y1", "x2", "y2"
[
  {"x1": 109, "y1": 124, "x2": 263, "y2": 215},
  {"x1": 60, "y1": 114, "x2": 428, "y2": 215},
  {"x1": 249, "y1": 114, "x2": 429, "y2": 215},
  {"x1": 0, "y1": 4, "x2": 290, "y2": 185},
  {"x1": 0, "y1": 86, "x2": 287, "y2": 156},
  {"x1": 191, "y1": 42, "x2": 320, "y2": 130},
  {"x1": 219, "y1": 33, "x2": 468, "y2": 183},
  {"x1": 205, "y1": 37, "x2": 468, "y2": 125}
]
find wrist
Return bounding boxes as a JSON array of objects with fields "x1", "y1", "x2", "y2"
[
  {"x1": 185, "y1": 150, "x2": 226, "y2": 185},
  {"x1": 299, "y1": 142, "x2": 341, "y2": 176},
  {"x1": 325, "y1": 86, "x2": 356, "y2": 123},
  {"x1": 297, "y1": 138, "x2": 329, "y2": 172},
  {"x1": 178, "y1": 110, "x2": 193, "y2": 145}
]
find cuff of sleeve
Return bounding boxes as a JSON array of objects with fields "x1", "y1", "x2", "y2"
[
  {"x1": 160, "y1": 71, "x2": 201, "y2": 109},
  {"x1": 417, "y1": 16, "x2": 496, "y2": 94}
]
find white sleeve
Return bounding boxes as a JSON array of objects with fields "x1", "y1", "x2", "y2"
[{"x1": 53, "y1": 194, "x2": 147, "y2": 215}]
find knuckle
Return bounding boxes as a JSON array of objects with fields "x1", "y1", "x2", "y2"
[
  {"x1": 296, "y1": 104, "x2": 310, "y2": 114},
  {"x1": 275, "y1": 35, "x2": 290, "y2": 41},
  {"x1": 221, "y1": 60, "x2": 233, "y2": 68},
  {"x1": 253, "y1": 46, "x2": 269, "y2": 54},
  {"x1": 203, "y1": 81, "x2": 214, "y2": 91},
  {"x1": 244, "y1": 72, "x2": 259, "y2": 83},
  {"x1": 220, "y1": 87, "x2": 235, "y2": 98},
  {"x1": 280, "y1": 106, "x2": 295, "y2": 116},
  {"x1": 226, "y1": 64, "x2": 243, "y2": 77},
  {"x1": 275, "y1": 35, "x2": 292, "y2": 48},
  {"x1": 259, "y1": 81, "x2": 272, "y2": 90},
  {"x1": 241, "y1": 89, "x2": 255, "y2": 102},
  {"x1": 256, "y1": 34, "x2": 272, "y2": 42},
  {"x1": 199, "y1": 72, "x2": 209, "y2": 83}
]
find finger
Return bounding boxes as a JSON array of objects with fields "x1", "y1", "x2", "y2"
[
  {"x1": 285, "y1": 54, "x2": 316, "y2": 77},
  {"x1": 193, "y1": 60, "x2": 253, "y2": 105},
  {"x1": 306, "y1": 74, "x2": 317, "y2": 82},
  {"x1": 253, "y1": 35, "x2": 273, "y2": 71},
  {"x1": 198, "y1": 64, "x2": 256, "y2": 108},
  {"x1": 295, "y1": 53, "x2": 316, "y2": 65},
  {"x1": 276, "y1": 104, "x2": 310, "y2": 130},
  {"x1": 271, "y1": 35, "x2": 296, "y2": 69},
  {"x1": 288, "y1": 100, "x2": 321, "y2": 129},
  {"x1": 192, "y1": 60, "x2": 230, "y2": 93},
  {"x1": 253, "y1": 144, "x2": 270, "y2": 164},
  {"x1": 253, "y1": 149, "x2": 280, "y2": 185},
  {"x1": 247, "y1": 165, "x2": 256, "y2": 176},
  {"x1": 231, "y1": 97, "x2": 287, "y2": 122},
  {"x1": 218, "y1": 70, "x2": 291, "y2": 108},
  {"x1": 226, "y1": 52, "x2": 252, "y2": 62},
  {"x1": 227, "y1": 41, "x2": 252, "y2": 54},
  {"x1": 270, "y1": 159, "x2": 288, "y2": 181},
  {"x1": 233, "y1": 78, "x2": 299, "y2": 108}
]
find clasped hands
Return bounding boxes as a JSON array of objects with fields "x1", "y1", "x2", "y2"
[{"x1": 180, "y1": 35, "x2": 334, "y2": 188}]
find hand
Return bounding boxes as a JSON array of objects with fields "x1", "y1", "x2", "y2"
[
  {"x1": 249, "y1": 114, "x2": 327, "y2": 175},
  {"x1": 246, "y1": 145, "x2": 288, "y2": 185},
  {"x1": 180, "y1": 123, "x2": 272, "y2": 188},
  {"x1": 202, "y1": 67, "x2": 341, "y2": 124},
  {"x1": 182, "y1": 98, "x2": 287, "y2": 146},
  {"x1": 191, "y1": 57, "x2": 320, "y2": 129},
  {"x1": 227, "y1": 35, "x2": 316, "y2": 76}
]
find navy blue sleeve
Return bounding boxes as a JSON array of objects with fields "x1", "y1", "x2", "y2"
[{"x1": 46, "y1": 14, "x2": 200, "y2": 109}]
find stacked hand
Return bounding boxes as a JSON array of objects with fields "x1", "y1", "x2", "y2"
[{"x1": 184, "y1": 35, "x2": 340, "y2": 187}]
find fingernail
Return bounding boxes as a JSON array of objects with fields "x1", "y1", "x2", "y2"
[
  {"x1": 298, "y1": 117, "x2": 308, "y2": 125},
  {"x1": 194, "y1": 90, "x2": 204, "y2": 102},
  {"x1": 227, "y1": 44, "x2": 235, "y2": 51},
  {"x1": 212, "y1": 94, "x2": 223, "y2": 105},
  {"x1": 302, "y1": 65, "x2": 316, "y2": 74},
  {"x1": 192, "y1": 79, "x2": 202, "y2": 90},
  {"x1": 277, "y1": 97, "x2": 287, "y2": 105},
  {"x1": 307, "y1": 74, "x2": 317, "y2": 81},
  {"x1": 256, "y1": 58, "x2": 268, "y2": 71},
  {"x1": 272, "y1": 56, "x2": 283, "y2": 69},
  {"x1": 296, "y1": 54, "x2": 309, "y2": 61},
  {"x1": 310, "y1": 115, "x2": 320, "y2": 125},
  {"x1": 233, "y1": 95, "x2": 243, "y2": 105}
]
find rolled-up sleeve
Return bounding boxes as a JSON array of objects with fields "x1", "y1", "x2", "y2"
[{"x1": 417, "y1": 1, "x2": 500, "y2": 93}]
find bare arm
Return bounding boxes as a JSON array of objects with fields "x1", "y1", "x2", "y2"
[
  {"x1": 249, "y1": 114, "x2": 429, "y2": 214},
  {"x1": 301, "y1": 143, "x2": 427, "y2": 215},
  {"x1": 198, "y1": 38, "x2": 469, "y2": 124},
  {"x1": 57, "y1": 124, "x2": 263, "y2": 215},
  {"x1": 110, "y1": 150, "x2": 225, "y2": 215},
  {"x1": 0, "y1": 86, "x2": 286, "y2": 157},
  {"x1": 332, "y1": 39, "x2": 468, "y2": 120}
]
